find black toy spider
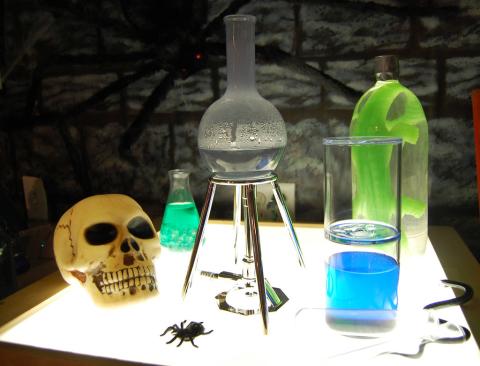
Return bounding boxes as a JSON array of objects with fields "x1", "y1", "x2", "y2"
[{"x1": 161, "y1": 320, "x2": 213, "y2": 348}]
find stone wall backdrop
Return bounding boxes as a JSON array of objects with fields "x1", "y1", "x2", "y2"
[{"x1": 1, "y1": 1, "x2": 480, "y2": 260}]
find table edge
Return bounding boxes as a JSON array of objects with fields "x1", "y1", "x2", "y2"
[{"x1": 428, "y1": 226, "x2": 480, "y2": 345}]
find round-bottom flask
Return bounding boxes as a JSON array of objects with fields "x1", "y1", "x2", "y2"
[{"x1": 198, "y1": 15, "x2": 287, "y2": 180}]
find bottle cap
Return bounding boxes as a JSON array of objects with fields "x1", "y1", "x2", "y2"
[{"x1": 374, "y1": 55, "x2": 399, "y2": 81}]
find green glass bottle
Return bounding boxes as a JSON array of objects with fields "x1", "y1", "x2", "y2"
[
  {"x1": 160, "y1": 169, "x2": 200, "y2": 251},
  {"x1": 350, "y1": 55, "x2": 428, "y2": 255}
]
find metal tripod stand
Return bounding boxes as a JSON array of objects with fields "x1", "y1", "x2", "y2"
[{"x1": 182, "y1": 172, "x2": 305, "y2": 334}]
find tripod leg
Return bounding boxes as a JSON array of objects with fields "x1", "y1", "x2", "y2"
[
  {"x1": 242, "y1": 186, "x2": 255, "y2": 280},
  {"x1": 245, "y1": 184, "x2": 269, "y2": 334},
  {"x1": 271, "y1": 181, "x2": 305, "y2": 267},
  {"x1": 233, "y1": 185, "x2": 242, "y2": 265},
  {"x1": 182, "y1": 180, "x2": 217, "y2": 297}
]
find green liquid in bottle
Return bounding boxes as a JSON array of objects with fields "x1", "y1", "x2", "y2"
[
  {"x1": 350, "y1": 57, "x2": 428, "y2": 254},
  {"x1": 160, "y1": 201, "x2": 199, "y2": 251}
]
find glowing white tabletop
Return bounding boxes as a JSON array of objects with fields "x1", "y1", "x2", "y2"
[{"x1": 0, "y1": 223, "x2": 479, "y2": 365}]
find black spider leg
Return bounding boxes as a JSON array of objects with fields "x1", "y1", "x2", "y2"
[
  {"x1": 167, "y1": 335, "x2": 179, "y2": 345},
  {"x1": 384, "y1": 279, "x2": 474, "y2": 359},
  {"x1": 192, "y1": 328, "x2": 213, "y2": 347},
  {"x1": 176, "y1": 337, "x2": 185, "y2": 347},
  {"x1": 197, "y1": 321, "x2": 214, "y2": 334},
  {"x1": 181, "y1": 320, "x2": 187, "y2": 328},
  {"x1": 160, "y1": 325, "x2": 178, "y2": 337},
  {"x1": 162, "y1": 325, "x2": 180, "y2": 345},
  {"x1": 189, "y1": 337, "x2": 198, "y2": 348}
]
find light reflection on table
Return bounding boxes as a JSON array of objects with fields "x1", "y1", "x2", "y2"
[{"x1": 0, "y1": 223, "x2": 478, "y2": 365}]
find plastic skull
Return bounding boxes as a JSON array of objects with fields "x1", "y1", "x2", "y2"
[{"x1": 54, "y1": 194, "x2": 160, "y2": 305}]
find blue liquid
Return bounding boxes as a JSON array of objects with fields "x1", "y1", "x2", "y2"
[
  {"x1": 326, "y1": 251, "x2": 399, "y2": 332},
  {"x1": 326, "y1": 251, "x2": 399, "y2": 311},
  {"x1": 160, "y1": 202, "x2": 199, "y2": 251}
]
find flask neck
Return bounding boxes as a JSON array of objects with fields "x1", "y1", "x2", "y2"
[
  {"x1": 224, "y1": 15, "x2": 257, "y2": 94},
  {"x1": 168, "y1": 170, "x2": 193, "y2": 202}
]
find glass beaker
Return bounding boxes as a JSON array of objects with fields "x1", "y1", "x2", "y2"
[
  {"x1": 197, "y1": 14, "x2": 287, "y2": 180},
  {"x1": 323, "y1": 137, "x2": 401, "y2": 330},
  {"x1": 160, "y1": 169, "x2": 200, "y2": 251}
]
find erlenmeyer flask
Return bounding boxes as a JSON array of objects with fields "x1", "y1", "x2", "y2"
[
  {"x1": 160, "y1": 169, "x2": 200, "y2": 251},
  {"x1": 197, "y1": 15, "x2": 287, "y2": 179}
]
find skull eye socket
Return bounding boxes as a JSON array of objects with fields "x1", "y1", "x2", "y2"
[
  {"x1": 127, "y1": 216, "x2": 156, "y2": 239},
  {"x1": 85, "y1": 223, "x2": 118, "y2": 245}
]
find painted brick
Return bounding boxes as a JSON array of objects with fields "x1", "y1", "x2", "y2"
[
  {"x1": 419, "y1": 14, "x2": 480, "y2": 48},
  {"x1": 42, "y1": 74, "x2": 120, "y2": 111},
  {"x1": 429, "y1": 117, "x2": 477, "y2": 206},
  {"x1": 301, "y1": 3, "x2": 409, "y2": 55},
  {"x1": 446, "y1": 56, "x2": 480, "y2": 101},
  {"x1": 207, "y1": 0, "x2": 294, "y2": 52},
  {"x1": 127, "y1": 69, "x2": 213, "y2": 112}
]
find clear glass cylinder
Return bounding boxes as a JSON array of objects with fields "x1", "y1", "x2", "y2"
[
  {"x1": 160, "y1": 169, "x2": 199, "y2": 251},
  {"x1": 197, "y1": 15, "x2": 287, "y2": 179},
  {"x1": 323, "y1": 137, "x2": 401, "y2": 321},
  {"x1": 350, "y1": 55, "x2": 428, "y2": 255}
]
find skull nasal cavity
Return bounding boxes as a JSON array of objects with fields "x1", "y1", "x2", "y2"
[{"x1": 121, "y1": 238, "x2": 140, "y2": 253}]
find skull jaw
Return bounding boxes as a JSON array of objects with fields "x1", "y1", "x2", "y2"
[{"x1": 75, "y1": 267, "x2": 159, "y2": 305}]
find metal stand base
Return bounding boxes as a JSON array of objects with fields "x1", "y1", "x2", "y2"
[
  {"x1": 216, "y1": 285, "x2": 289, "y2": 315},
  {"x1": 182, "y1": 172, "x2": 305, "y2": 334}
]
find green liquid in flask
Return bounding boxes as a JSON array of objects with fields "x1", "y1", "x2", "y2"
[{"x1": 160, "y1": 201, "x2": 199, "y2": 251}]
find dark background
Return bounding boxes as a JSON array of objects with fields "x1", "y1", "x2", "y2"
[{"x1": 1, "y1": 0, "x2": 479, "y2": 295}]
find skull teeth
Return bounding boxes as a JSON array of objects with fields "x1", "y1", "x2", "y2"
[{"x1": 95, "y1": 266, "x2": 157, "y2": 295}]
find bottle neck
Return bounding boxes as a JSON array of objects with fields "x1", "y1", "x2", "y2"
[
  {"x1": 375, "y1": 78, "x2": 400, "y2": 88},
  {"x1": 225, "y1": 15, "x2": 256, "y2": 94},
  {"x1": 374, "y1": 55, "x2": 399, "y2": 82},
  {"x1": 375, "y1": 74, "x2": 399, "y2": 82}
]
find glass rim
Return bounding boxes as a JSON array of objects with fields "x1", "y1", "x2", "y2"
[
  {"x1": 224, "y1": 14, "x2": 256, "y2": 23},
  {"x1": 168, "y1": 169, "x2": 190, "y2": 176},
  {"x1": 323, "y1": 136, "x2": 402, "y2": 146}
]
